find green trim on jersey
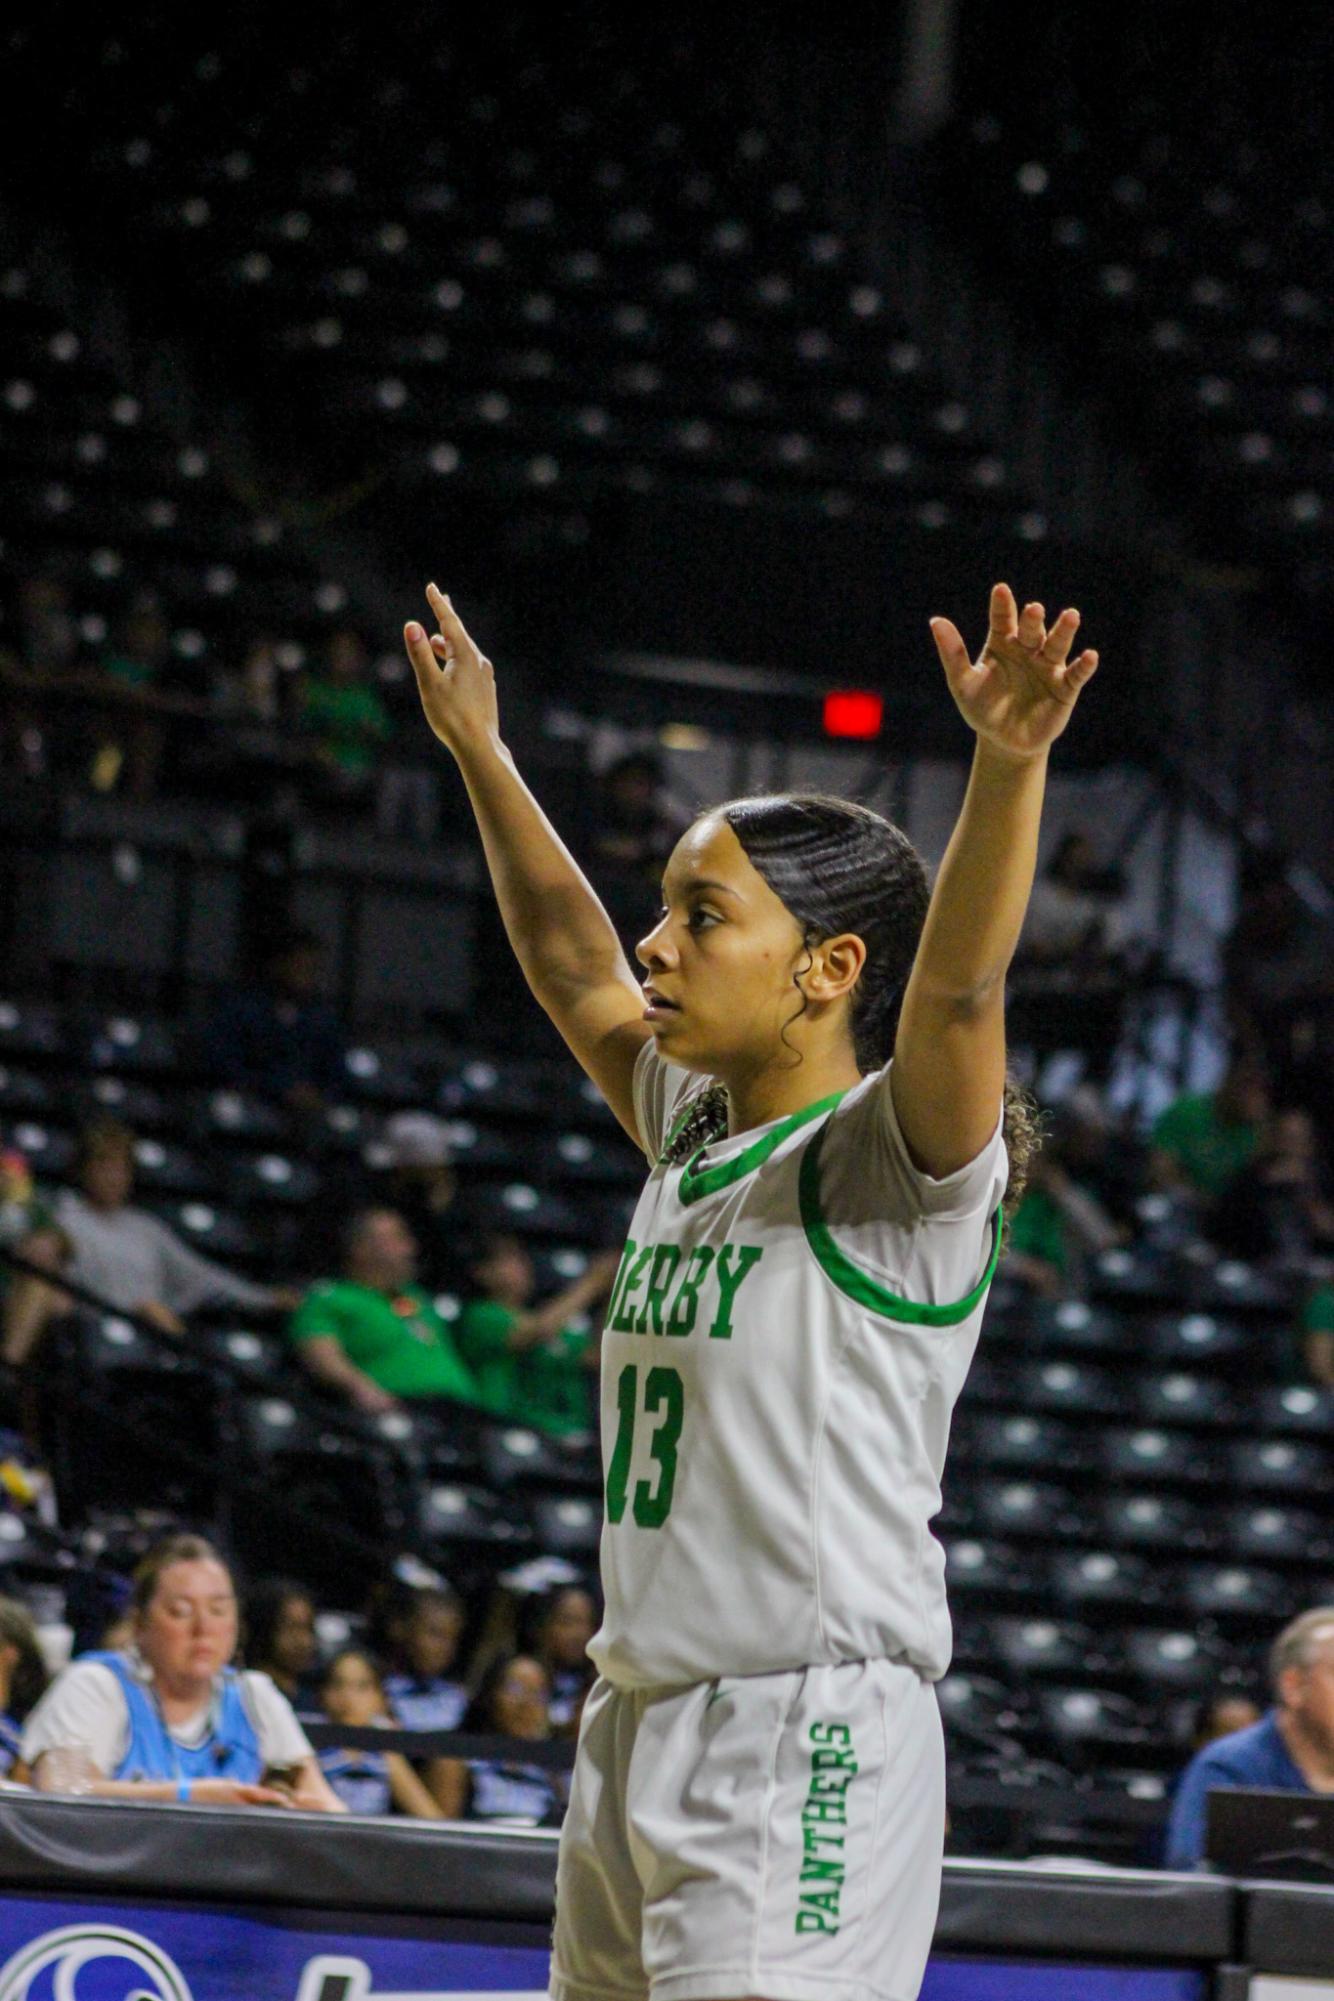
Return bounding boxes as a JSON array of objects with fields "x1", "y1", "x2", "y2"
[
  {"x1": 799, "y1": 1116, "x2": 1003, "y2": 1325},
  {"x1": 678, "y1": 1089, "x2": 848, "y2": 1206}
]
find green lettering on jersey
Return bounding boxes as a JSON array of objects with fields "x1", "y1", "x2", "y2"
[
  {"x1": 610, "y1": 1245, "x2": 654, "y2": 1334},
  {"x1": 796, "y1": 1719, "x2": 856, "y2": 1935},
  {"x1": 602, "y1": 1239, "x2": 637, "y2": 1331},
  {"x1": 633, "y1": 1363, "x2": 684, "y2": 1526},
  {"x1": 665, "y1": 1245, "x2": 715, "y2": 1336},
  {"x1": 635, "y1": 1244, "x2": 682, "y2": 1336},
  {"x1": 604, "y1": 1361, "x2": 685, "y2": 1530},
  {"x1": 604, "y1": 1360, "x2": 638, "y2": 1524},
  {"x1": 707, "y1": 1243, "x2": 764, "y2": 1339}
]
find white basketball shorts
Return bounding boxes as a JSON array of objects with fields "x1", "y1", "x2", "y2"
[{"x1": 549, "y1": 1655, "x2": 945, "y2": 2001}]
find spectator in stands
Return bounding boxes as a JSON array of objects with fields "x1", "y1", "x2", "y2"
[
  {"x1": 14, "y1": 575, "x2": 78, "y2": 677},
  {"x1": 203, "y1": 636, "x2": 306, "y2": 806},
  {"x1": 205, "y1": 925, "x2": 348, "y2": 1119},
  {"x1": 1208, "y1": 1106, "x2": 1334, "y2": 1274},
  {"x1": 42, "y1": 1121, "x2": 297, "y2": 1348},
  {"x1": 0, "y1": 1598, "x2": 51, "y2": 1775},
  {"x1": 316, "y1": 1648, "x2": 443, "y2": 1817},
  {"x1": 1, "y1": 575, "x2": 78, "y2": 781},
  {"x1": 1147, "y1": 1050, "x2": 1270, "y2": 1206},
  {"x1": 0, "y1": 1138, "x2": 72, "y2": 1367},
  {"x1": 1011, "y1": 832, "x2": 1134, "y2": 1085},
  {"x1": 522, "y1": 1585, "x2": 597, "y2": 1735},
  {"x1": 244, "y1": 1577, "x2": 321, "y2": 1717},
  {"x1": 367, "y1": 1113, "x2": 459, "y2": 1290},
  {"x1": 1164, "y1": 1606, "x2": 1334, "y2": 1869},
  {"x1": 455, "y1": 1236, "x2": 620, "y2": 1435},
  {"x1": 18, "y1": 1533, "x2": 343, "y2": 1808},
  {"x1": 585, "y1": 751, "x2": 687, "y2": 954},
  {"x1": 1023, "y1": 831, "x2": 1130, "y2": 965},
  {"x1": 1003, "y1": 1096, "x2": 1129, "y2": 1298},
  {"x1": 213, "y1": 635, "x2": 286, "y2": 728},
  {"x1": 1301, "y1": 1281, "x2": 1334, "y2": 1390},
  {"x1": 290, "y1": 1207, "x2": 480, "y2": 1416},
  {"x1": 299, "y1": 625, "x2": 393, "y2": 809},
  {"x1": 90, "y1": 595, "x2": 172, "y2": 798},
  {"x1": 432, "y1": 1652, "x2": 564, "y2": 1825},
  {"x1": 1224, "y1": 847, "x2": 1334, "y2": 1152},
  {"x1": 382, "y1": 1583, "x2": 469, "y2": 1733},
  {"x1": 1190, "y1": 1693, "x2": 1261, "y2": 1751}
]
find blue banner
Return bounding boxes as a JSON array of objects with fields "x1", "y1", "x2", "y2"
[{"x1": 0, "y1": 1894, "x2": 1206, "y2": 2000}]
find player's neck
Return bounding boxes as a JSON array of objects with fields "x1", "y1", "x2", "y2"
[
  {"x1": 1277, "y1": 1708, "x2": 1334, "y2": 1790},
  {"x1": 721, "y1": 1050, "x2": 863, "y2": 1140}
]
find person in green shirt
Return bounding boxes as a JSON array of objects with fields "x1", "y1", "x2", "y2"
[
  {"x1": 455, "y1": 1235, "x2": 621, "y2": 1436},
  {"x1": 1301, "y1": 1284, "x2": 1334, "y2": 1390},
  {"x1": 299, "y1": 627, "x2": 393, "y2": 783},
  {"x1": 290, "y1": 1207, "x2": 479, "y2": 1415},
  {"x1": 1148, "y1": 1051, "x2": 1270, "y2": 1203},
  {"x1": 1003, "y1": 1139, "x2": 1126, "y2": 1301}
]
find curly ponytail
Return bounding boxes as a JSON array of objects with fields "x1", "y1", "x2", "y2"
[{"x1": 660, "y1": 792, "x2": 1039, "y2": 1222}]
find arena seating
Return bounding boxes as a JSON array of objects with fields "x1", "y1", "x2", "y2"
[
  {"x1": 0, "y1": 12, "x2": 1329, "y2": 1867},
  {"x1": 938, "y1": 83, "x2": 1334, "y2": 609},
  {"x1": 12, "y1": 17, "x2": 1048, "y2": 550},
  {"x1": 0, "y1": 254, "x2": 350, "y2": 682},
  {"x1": 4, "y1": 980, "x2": 1327, "y2": 1858}
]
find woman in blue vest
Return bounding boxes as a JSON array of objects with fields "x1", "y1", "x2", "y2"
[{"x1": 18, "y1": 1533, "x2": 343, "y2": 1809}]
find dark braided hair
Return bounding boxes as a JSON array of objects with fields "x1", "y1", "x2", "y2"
[{"x1": 659, "y1": 792, "x2": 1041, "y2": 1221}]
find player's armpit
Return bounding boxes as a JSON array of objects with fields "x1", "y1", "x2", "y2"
[{"x1": 888, "y1": 977, "x2": 1006, "y2": 1185}]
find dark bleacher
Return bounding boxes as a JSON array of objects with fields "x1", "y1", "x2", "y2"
[{"x1": 5, "y1": 982, "x2": 1325, "y2": 1858}]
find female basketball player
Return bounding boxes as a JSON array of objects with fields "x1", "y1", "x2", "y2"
[{"x1": 404, "y1": 579, "x2": 1098, "y2": 2001}]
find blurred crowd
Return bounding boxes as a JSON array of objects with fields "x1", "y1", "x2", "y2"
[
  {"x1": 3, "y1": 566, "x2": 1334, "y2": 1865},
  {"x1": 2, "y1": 1530, "x2": 597, "y2": 1827},
  {"x1": 1, "y1": 572, "x2": 410, "y2": 826},
  {"x1": 0, "y1": 1524, "x2": 1328, "y2": 1860}
]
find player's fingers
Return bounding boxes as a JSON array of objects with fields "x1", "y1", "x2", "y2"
[
  {"x1": 1064, "y1": 647, "x2": 1099, "y2": 691},
  {"x1": 425, "y1": 582, "x2": 477, "y2": 655},
  {"x1": 1041, "y1": 607, "x2": 1081, "y2": 669},
  {"x1": 403, "y1": 620, "x2": 443, "y2": 694},
  {"x1": 1017, "y1": 600, "x2": 1046, "y2": 651},
  {"x1": 988, "y1": 582, "x2": 1019, "y2": 641},
  {"x1": 929, "y1": 616, "x2": 976, "y2": 683}
]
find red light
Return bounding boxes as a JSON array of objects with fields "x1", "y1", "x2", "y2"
[{"x1": 823, "y1": 690, "x2": 883, "y2": 739}]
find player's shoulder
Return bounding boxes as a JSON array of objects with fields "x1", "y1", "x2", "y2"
[{"x1": 823, "y1": 1063, "x2": 1007, "y2": 1229}]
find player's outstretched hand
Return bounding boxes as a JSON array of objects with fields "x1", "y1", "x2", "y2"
[
  {"x1": 404, "y1": 584, "x2": 500, "y2": 757},
  {"x1": 929, "y1": 582, "x2": 1099, "y2": 761}
]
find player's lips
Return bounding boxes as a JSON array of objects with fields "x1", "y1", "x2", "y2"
[{"x1": 643, "y1": 986, "x2": 681, "y2": 1020}]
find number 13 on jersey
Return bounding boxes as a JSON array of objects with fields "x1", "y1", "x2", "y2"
[{"x1": 605, "y1": 1362, "x2": 684, "y2": 1528}]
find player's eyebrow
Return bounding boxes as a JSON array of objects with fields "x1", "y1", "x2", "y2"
[{"x1": 660, "y1": 877, "x2": 742, "y2": 899}]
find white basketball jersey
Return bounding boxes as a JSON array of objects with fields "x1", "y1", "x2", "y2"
[{"x1": 587, "y1": 1040, "x2": 1008, "y2": 1690}]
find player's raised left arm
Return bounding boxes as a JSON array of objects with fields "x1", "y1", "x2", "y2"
[{"x1": 890, "y1": 584, "x2": 1099, "y2": 1181}]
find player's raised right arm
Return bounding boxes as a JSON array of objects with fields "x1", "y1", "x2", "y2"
[{"x1": 405, "y1": 585, "x2": 650, "y2": 1147}]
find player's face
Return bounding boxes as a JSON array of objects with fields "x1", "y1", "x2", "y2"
[
  {"x1": 637, "y1": 818, "x2": 814, "y2": 1076},
  {"x1": 138, "y1": 1560, "x2": 238, "y2": 1690},
  {"x1": 1286, "y1": 1640, "x2": 1334, "y2": 1758}
]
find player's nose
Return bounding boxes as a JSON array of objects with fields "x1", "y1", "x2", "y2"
[{"x1": 635, "y1": 910, "x2": 676, "y2": 970}]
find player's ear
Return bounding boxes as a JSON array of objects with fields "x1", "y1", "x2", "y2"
[{"x1": 805, "y1": 933, "x2": 865, "y2": 1003}]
